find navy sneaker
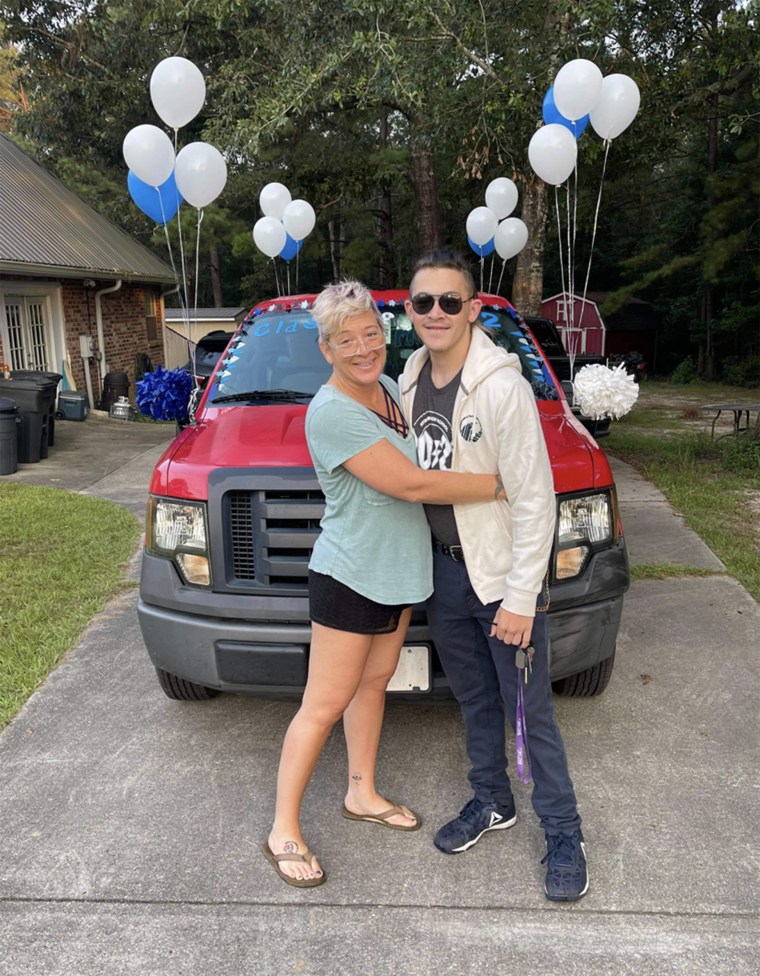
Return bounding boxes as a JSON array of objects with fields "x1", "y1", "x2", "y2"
[
  {"x1": 434, "y1": 797, "x2": 517, "y2": 854},
  {"x1": 542, "y1": 829, "x2": 589, "y2": 901}
]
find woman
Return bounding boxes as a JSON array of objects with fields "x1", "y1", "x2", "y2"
[{"x1": 263, "y1": 280, "x2": 505, "y2": 887}]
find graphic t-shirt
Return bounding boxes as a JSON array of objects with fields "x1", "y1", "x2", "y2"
[{"x1": 412, "y1": 360, "x2": 461, "y2": 546}]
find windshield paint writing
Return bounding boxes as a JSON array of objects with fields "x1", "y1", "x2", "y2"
[{"x1": 252, "y1": 317, "x2": 318, "y2": 337}]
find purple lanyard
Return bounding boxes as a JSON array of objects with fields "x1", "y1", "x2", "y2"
[{"x1": 515, "y1": 674, "x2": 532, "y2": 785}]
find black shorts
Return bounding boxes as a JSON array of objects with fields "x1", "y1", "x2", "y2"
[{"x1": 308, "y1": 571, "x2": 409, "y2": 635}]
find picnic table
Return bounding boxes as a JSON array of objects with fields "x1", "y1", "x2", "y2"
[{"x1": 702, "y1": 402, "x2": 760, "y2": 439}]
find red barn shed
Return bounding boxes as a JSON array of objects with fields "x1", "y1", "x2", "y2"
[{"x1": 540, "y1": 293, "x2": 606, "y2": 359}]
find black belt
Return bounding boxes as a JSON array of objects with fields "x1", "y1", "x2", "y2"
[{"x1": 433, "y1": 540, "x2": 465, "y2": 562}]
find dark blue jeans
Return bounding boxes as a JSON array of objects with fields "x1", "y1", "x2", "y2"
[{"x1": 427, "y1": 551, "x2": 581, "y2": 833}]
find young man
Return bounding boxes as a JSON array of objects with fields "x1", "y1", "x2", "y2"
[{"x1": 399, "y1": 250, "x2": 588, "y2": 901}]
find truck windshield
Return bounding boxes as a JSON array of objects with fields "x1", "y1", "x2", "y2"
[{"x1": 208, "y1": 303, "x2": 558, "y2": 403}]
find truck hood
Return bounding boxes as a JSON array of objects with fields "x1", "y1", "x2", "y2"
[
  {"x1": 538, "y1": 402, "x2": 614, "y2": 493},
  {"x1": 150, "y1": 404, "x2": 312, "y2": 499},
  {"x1": 149, "y1": 401, "x2": 615, "y2": 501}
]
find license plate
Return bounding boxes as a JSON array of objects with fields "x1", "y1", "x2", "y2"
[{"x1": 387, "y1": 644, "x2": 431, "y2": 693}]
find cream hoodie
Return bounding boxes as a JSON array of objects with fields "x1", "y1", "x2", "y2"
[{"x1": 399, "y1": 326, "x2": 556, "y2": 617}]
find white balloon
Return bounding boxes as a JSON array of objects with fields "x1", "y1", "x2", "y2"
[
  {"x1": 253, "y1": 216, "x2": 287, "y2": 258},
  {"x1": 485, "y1": 178, "x2": 518, "y2": 220},
  {"x1": 174, "y1": 142, "x2": 227, "y2": 209},
  {"x1": 466, "y1": 206, "x2": 498, "y2": 247},
  {"x1": 150, "y1": 57, "x2": 206, "y2": 129},
  {"x1": 122, "y1": 125, "x2": 175, "y2": 187},
  {"x1": 259, "y1": 182, "x2": 292, "y2": 219},
  {"x1": 282, "y1": 199, "x2": 316, "y2": 240},
  {"x1": 528, "y1": 124, "x2": 578, "y2": 185},
  {"x1": 494, "y1": 218, "x2": 528, "y2": 261},
  {"x1": 553, "y1": 58, "x2": 603, "y2": 121},
  {"x1": 590, "y1": 74, "x2": 641, "y2": 140}
]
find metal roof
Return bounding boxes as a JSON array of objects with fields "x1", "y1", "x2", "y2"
[
  {"x1": 0, "y1": 134, "x2": 175, "y2": 283},
  {"x1": 164, "y1": 307, "x2": 245, "y2": 321}
]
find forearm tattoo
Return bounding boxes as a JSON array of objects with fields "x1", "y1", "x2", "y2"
[{"x1": 495, "y1": 473, "x2": 504, "y2": 500}]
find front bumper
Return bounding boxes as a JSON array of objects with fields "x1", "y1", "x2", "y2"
[{"x1": 138, "y1": 537, "x2": 629, "y2": 696}]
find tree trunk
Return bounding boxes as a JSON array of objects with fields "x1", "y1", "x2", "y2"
[
  {"x1": 328, "y1": 217, "x2": 341, "y2": 280},
  {"x1": 512, "y1": 179, "x2": 548, "y2": 314},
  {"x1": 378, "y1": 113, "x2": 395, "y2": 287},
  {"x1": 209, "y1": 245, "x2": 223, "y2": 307},
  {"x1": 409, "y1": 117, "x2": 441, "y2": 254},
  {"x1": 701, "y1": 94, "x2": 719, "y2": 380}
]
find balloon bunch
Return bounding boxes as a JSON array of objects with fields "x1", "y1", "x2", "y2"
[
  {"x1": 252, "y1": 182, "x2": 316, "y2": 295},
  {"x1": 465, "y1": 178, "x2": 529, "y2": 294},
  {"x1": 123, "y1": 57, "x2": 228, "y2": 222},
  {"x1": 528, "y1": 59, "x2": 640, "y2": 186},
  {"x1": 122, "y1": 56, "x2": 229, "y2": 404},
  {"x1": 526, "y1": 58, "x2": 641, "y2": 376}
]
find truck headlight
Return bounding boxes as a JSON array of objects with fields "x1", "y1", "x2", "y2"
[
  {"x1": 554, "y1": 491, "x2": 614, "y2": 580},
  {"x1": 146, "y1": 497, "x2": 211, "y2": 587}
]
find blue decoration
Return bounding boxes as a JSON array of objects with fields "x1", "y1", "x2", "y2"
[
  {"x1": 468, "y1": 235, "x2": 495, "y2": 257},
  {"x1": 279, "y1": 233, "x2": 303, "y2": 262},
  {"x1": 542, "y1": 86, "x2": 589, "y2": 139},
  {"x1": 136, "y1": 365, "x2": 193, "y2": 422},
  {"x1": 128, "y1": 170, "x2": 183, "y2": 224}
]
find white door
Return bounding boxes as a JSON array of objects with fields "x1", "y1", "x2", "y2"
[{"x1": 4, "y1": 295, "x2": 52, "y2": 370}]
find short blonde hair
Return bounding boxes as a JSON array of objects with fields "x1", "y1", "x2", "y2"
[{"x1": 311, "y1": 279, "x2": 383, "y2": 343}]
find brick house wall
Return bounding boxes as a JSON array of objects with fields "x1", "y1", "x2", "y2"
[
  {"x1": 1, "y1": 277, "x2": 166, "y2": 405},
  {"x1": 60, "y1": 282, "x2": 166, "y2": 401}
]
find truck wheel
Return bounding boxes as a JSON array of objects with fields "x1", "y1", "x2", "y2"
[
  {"x1": 552, "y1": 650, "x2": 615, "y2": 698},
  {"x1": 156, "y1": 667, "x2": 220, "y2": 701}
]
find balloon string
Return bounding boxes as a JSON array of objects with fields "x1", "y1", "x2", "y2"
[
  {"x1": 565, "y1": 179, "x2": 576, "y2": 377},
  {"x1": 569, "y1": 166, "x2": 579, "y2": 378},
  {"x1": 286, "y1": 261, "x2": 291, "y2": 295},
  {"x1": 480, "y1": 256, "x2": 484, "y2": 292},
  {"x1": 176, "y1": 199, "x2": 191, "y2": 331},
  {"x1": 496, "y1": 258, "x2": 507, "y2": 296},
  {"x1": 555, "y1": 185, "x2": 568, "y2": 350},
  {"x1": 157, "y1": 189, "x2": 193, "y2": 378},
  {"x1": 579, "y1": 139, "x2": 610, "y2": 341},
  {"x1": 194, "y1": 208, "x2": 204, "y2": 327},
  {"x1": 488, "y1": 254, "x2": 494, "y2": 295}
]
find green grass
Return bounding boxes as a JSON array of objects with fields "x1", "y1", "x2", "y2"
[
  {"x1": 0, "y1": 484, "x2": 141, "y2": 729},
  {"x1": 631, "y1": 564, "x2": 721, "y2": 581},
  {"x1": 606, "y1": 427, "x2": 760, "y2": 601}
]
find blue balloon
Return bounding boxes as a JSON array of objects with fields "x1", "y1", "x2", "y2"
[
  {"x1": 542, "y1": 86, "x2": 589, "y2": 140},
  {"x1": 128, "y1": 170, "x2": 182, "y2": 224},
  {"x1": 468, "y1": 235, "x2": 495, "y2": 257},
  {"x1": 279, "y1": 233, "x2": 303, "y2": 262}
]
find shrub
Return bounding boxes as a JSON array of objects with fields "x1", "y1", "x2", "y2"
[
  {"x1": 721, "y1": 356, "x2": 760, "y2": 388},
  {"x1": 670, "y1": 356, "x2": 696, "y2": 385}
]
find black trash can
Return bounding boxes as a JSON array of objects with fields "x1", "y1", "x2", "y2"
[
  {"x1": 0, "y1": 396, "x2": 20, "y2": 475},
  {"x1": 10, "y1": 370, "x2": 62, "y2": 446},
  {"x1": 100, "y1": 371, "x2": 130, "y2": 413},
  {"x1": 0, "y1": 376, "x2": 56, "y2": 463}
]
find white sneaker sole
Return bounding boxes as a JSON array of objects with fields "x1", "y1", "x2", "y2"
[{"x1": 443, "y1": 813, "x2": 518, "y2": 854}]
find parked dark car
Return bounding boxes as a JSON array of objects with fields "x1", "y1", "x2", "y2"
[
  {"x1": 523, "y1": 315, "x2": 611, "y2": 439},
  {"x1": 182, "y1": 330, "x2": 235, "y2": 383}
]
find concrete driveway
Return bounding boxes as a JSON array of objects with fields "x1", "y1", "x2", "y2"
[{"x1": 0, "y1": 414, "x2": 758, "y2": 975}]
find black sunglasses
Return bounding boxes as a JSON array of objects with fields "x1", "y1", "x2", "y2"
[{"x1": 409, "y1": 292, "x2": 475, "y2": 316}]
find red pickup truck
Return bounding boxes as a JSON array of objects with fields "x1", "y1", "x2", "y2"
[{"x1": 138, "y1": 291, "x2": 629, "y2": 703}]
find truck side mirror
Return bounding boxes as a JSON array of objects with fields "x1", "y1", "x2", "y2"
[{"x1": 561, "y1": 380, "x2": 575, "y2": 406}]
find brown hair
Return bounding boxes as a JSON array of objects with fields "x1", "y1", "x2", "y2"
[{"x1": 409, "y1": 250, "x2": 477, "y2": 298}]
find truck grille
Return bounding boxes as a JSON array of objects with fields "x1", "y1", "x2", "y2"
[{"x1": 226, "y1": 488, "x2": 324, "y2": 586}]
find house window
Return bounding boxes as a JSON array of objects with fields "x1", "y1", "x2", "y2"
[{"x1": 145, "y1": 292, "x2": 158, "y2": 342}]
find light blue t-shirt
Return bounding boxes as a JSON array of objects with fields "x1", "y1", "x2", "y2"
[{"x1": 306, "y1": 376, "x2": 433, "y2": 605}]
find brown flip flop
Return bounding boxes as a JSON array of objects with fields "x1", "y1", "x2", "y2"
[
  {"x1": 262, "y1": 843, "x2": 327, "y2": 888},
  {"x1": 341, "y1": 802, "x2": 421, "y2": 831}
]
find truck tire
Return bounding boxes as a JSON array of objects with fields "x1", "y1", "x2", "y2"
[
  {"x1": 156, "y1": 667, "x2": 220, "y2": 701},
  {"x1": 552, "y1": 650, "x2": 615, "y2": 698}
]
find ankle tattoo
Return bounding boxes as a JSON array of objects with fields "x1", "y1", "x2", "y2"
[
  {"x1": 283, "y1": 840, "x2": 298, "y2": 854},
  {"x1": 352, "y1": 773, "x2": 362, "y2": 782}
]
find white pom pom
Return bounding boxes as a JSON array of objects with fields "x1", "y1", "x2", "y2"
[{"x1": 572, "y1": 363, "x2": 639, "y2": 420}]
